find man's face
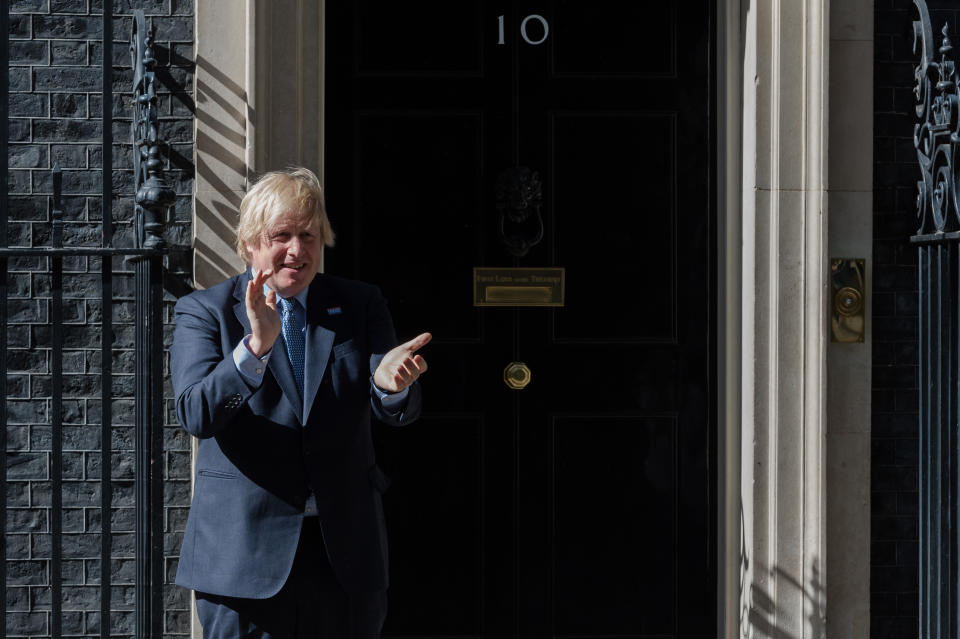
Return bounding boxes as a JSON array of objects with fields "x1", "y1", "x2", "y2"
[{"x1": 246, "y1": 214, "x2": 321, "y2": 299}]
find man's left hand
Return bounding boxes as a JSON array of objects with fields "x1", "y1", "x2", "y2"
[{"x1": 374, "y1": 332, "x2": 431, "y2": 393}]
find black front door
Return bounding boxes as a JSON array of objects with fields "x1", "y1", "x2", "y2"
[{"x1": 325, "y1": 2, "x2": 714, "y2": 635}]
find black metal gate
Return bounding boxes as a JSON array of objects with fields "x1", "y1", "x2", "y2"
[
  {"x1": 912, "y1": 0, "x2": 960, "y2": 636},
  {"x1": 1, "y1": 9, "x2": 173, "y2": 638}
]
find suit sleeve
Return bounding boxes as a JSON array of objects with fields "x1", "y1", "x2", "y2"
[
  {"x1": 170, "y1": 293, "x2": 258, "y2": 439},
  {"x1": 366, "y1": 287, "x2": 422, "y2": 426}
]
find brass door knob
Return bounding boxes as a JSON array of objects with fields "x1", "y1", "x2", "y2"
[{"x1": 504, "y1": 362, "x2": 531, "y2": 390}]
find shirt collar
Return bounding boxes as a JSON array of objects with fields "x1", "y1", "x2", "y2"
[{"x1": 250, "y1": 268, "x2": 310, "y2": 309}]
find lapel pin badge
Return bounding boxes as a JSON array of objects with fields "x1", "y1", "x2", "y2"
[{"x1": 327, "y1": 306, "x2": 342, "y2": 315}]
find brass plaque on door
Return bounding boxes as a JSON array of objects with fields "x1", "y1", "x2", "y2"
[{"x1": 473, "y1": 267, "x2": 565, "y2": 307}]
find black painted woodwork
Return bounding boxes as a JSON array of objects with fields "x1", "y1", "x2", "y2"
[{"x1": 325, "y1": 1, "x2": 715, "y2": 635}]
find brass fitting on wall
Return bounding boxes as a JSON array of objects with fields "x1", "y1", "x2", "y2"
[{"x1": 831, "y1": 258, "x2": 866, "y2": 343}]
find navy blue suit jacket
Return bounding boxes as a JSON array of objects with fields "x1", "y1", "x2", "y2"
[{"x1": 171, "y1": 271, "x2": 421, "y2": 598}]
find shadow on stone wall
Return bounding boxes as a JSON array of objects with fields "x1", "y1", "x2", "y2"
[
  {"x1": 739, "y1": 506, "x2": 827, "y2": 637},
  {"x1": 191, "y1": 55, "x2": 250, "y2": 289}
]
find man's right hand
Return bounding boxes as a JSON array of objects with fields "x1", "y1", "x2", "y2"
[{"x1": 246, "y1": 269, "x2": 281, "y2": 357}]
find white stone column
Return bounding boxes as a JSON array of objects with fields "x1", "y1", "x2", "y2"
[
  {"x1": 193, "y1": 0, "x2": 325, "y2": 290},
  {"x1": 250, "y1": 0, "x2": 325, "y2": 175},
  {"x1": 738, "y1": 0, "x2": 830, "y2": 635},
  {"x1": 718, "y1": 0, "x2": 744, "y2": 632},
  {"x1": 825, "y1": 0, "x2": 872, "y2": 635},
  {"x1": 193, "y1": 0, "x2": 252, "y2": 288}
]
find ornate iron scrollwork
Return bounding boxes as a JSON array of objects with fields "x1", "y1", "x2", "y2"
[
  {"x1": 496, "y1": 166, "x2": 544, "y2": 257},
  {"x1": 131, "y1": 10, "x2": 175, "y2": 250},
  {"x1": 912, "y1": 0, "x2": 960, "y2": 239}
]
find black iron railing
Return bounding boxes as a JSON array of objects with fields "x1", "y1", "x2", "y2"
[
  {"x1": 1, "y1": 9, "x2": 172, "y2": 639},
  {"x1": 1, "y1": 5, "x2": 10, "y2": 639},
  {"x1": 912, "y1": 0, "x2": 960, "y2": 636},
  {"x1": 130, "y1": 11, "x2": 174, "y2": 638}
]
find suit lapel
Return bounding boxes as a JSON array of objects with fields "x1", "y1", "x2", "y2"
[
  {"x1": 232, "y1": 273, "x2": 304, "y2": 422},
  {"x1": 303, "y1": 275, "x2": 336, "y2": 425}
]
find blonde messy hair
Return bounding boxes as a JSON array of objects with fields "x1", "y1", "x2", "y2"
[{"x1": 235, "y1": 167, "x2": 335, "y2": 264}]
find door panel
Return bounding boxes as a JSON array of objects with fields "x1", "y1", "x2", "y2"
[
  {"x1": 355, "y1": 0, "x2": 485, "y2": 76},
  {"x1": 551, "y1": 2, "x2": 676, "y2": 77},
  {"x1": 325, "y1": 2, "x2": 714, "y2": 635},
  {"x1": 551, "y1": 112, "x2": 676, "y2": 342},
  {"x1": 375, "y1": 414, "x2": 484, "y2": 634},
  {"x1": 351, "y1": 112, "x2": 486, "y2": 340},
  {"x1": 551, "y1": 416, "x2": 677, "y2": 635}
]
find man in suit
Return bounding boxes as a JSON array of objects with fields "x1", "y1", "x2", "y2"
[{"x1": 170, "y1": 167, "x2": 429, "y2": 638}]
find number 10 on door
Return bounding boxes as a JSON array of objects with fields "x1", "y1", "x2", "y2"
[{"x1": 497, "y1": 14, "x2": 550, "y2": 45}]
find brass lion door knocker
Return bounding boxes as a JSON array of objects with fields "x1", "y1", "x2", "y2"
[{"x1": 495, "y1": 167, "x2": 544, "y2": 258}]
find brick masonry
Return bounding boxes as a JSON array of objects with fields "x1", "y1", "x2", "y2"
[
  {"x1": 6, "y1": 1, "x2": 194, "y2": 637},
  {"x1": 872, "y1": 1, "x2": 960, "y2": 637}
]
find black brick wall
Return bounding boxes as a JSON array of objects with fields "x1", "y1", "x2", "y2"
[
  {"x1": 6, "y1": 1, "x2": 194, "y2": 637},
  {"x1": 872, "y1": 1, "x2": 959, "y2": 637}
]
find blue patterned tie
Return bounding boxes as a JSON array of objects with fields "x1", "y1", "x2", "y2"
[{"x1": 279, "y1": 298, "x2": 305, "y2": 392}]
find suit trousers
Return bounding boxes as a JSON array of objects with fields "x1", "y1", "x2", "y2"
[{"x1": 195, "y1": 518, "x2": 387, "y2": 639}]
